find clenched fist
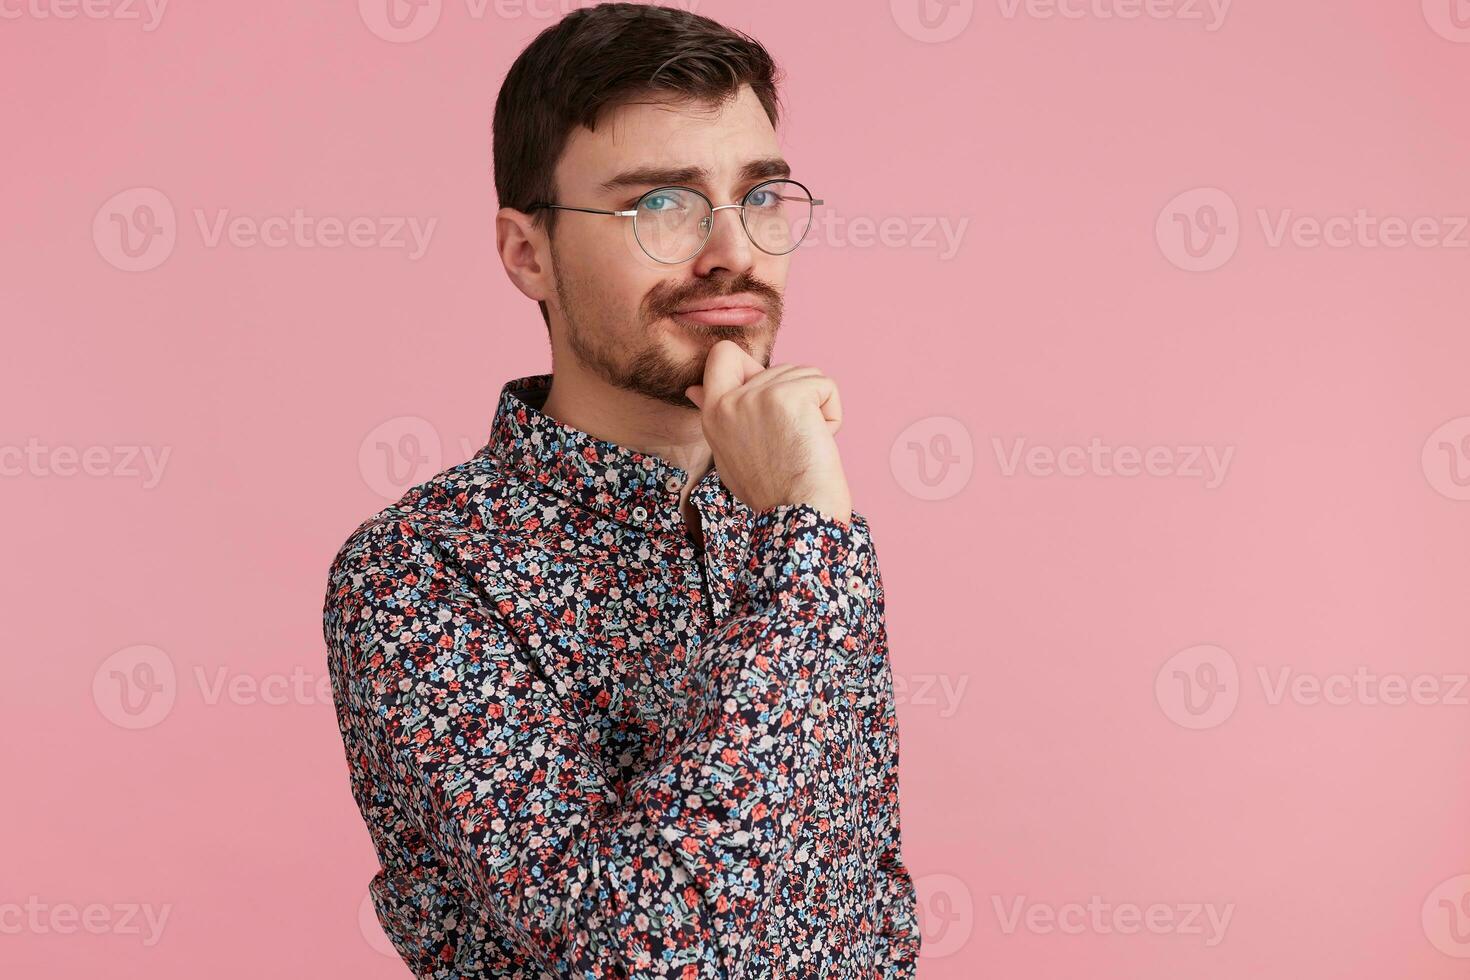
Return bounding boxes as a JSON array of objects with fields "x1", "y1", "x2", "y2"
[{"x1": 685, "y1": 340, "x2": 852, "y2": 526}]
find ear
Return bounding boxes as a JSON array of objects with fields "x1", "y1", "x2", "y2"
[{"x1": 496, "y1": 207, "x2": 553, "y2": 304}]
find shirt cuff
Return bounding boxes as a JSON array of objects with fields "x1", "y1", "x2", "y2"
[{"x1": 738, "y1": 503, "x2": 870, "y2": 625}]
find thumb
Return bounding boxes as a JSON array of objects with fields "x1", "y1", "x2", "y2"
[
  {"x1": 685, "y1": 385, "x2": 705, "y2": 409},
  {"x1": 701, "y1": 339, "x2": 759, "y2": 405}
]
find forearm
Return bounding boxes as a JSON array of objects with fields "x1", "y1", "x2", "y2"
[{"x1": 851, "y1": 513, "x2": 922, "y2": 977}]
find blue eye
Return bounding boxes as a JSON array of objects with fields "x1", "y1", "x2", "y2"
[
  {"x1": 642, "y1": 193, "x2": 680, "y2": 212},
  {"x1": 746, "y1": 189, "x2": 777, "y2": 209}
]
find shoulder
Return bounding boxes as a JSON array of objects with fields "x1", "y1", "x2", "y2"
[{"x1": 324, "y1": 448, "x2": 517, "y2": 597}]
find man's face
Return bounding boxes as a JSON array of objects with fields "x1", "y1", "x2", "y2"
[{"x1": 545, "y1": 84, "x2": 793, "y2": 407}]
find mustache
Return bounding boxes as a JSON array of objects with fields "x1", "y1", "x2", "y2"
[{"x1": 644, "y1": 273, "x2": 784, "y2": 321}]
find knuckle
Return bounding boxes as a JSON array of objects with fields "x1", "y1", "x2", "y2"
[{"x1": 758, "y1": 384, "x2": 791, "y2": 407}]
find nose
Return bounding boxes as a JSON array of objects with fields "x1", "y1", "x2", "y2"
[{"x1": 691, "y1": 203, "x2": 754, "y2": 277}]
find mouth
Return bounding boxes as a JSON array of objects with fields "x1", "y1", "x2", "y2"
[{"x1": 671, "y1": 294, "x2": 769, "y2": 327}]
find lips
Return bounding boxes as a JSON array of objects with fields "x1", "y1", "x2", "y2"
[
  {"x1": 671, "y1": 293, "x2": 769, "y2": 327},
  {"x1": 673, "y1": 293, "x2": 767, "y2": 315}
]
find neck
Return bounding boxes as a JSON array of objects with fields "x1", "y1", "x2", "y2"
[{"x1": 539, "y1": 353, "x2": 714, "y2": 502}]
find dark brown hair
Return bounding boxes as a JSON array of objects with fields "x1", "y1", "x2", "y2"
[{"x1": 491, "y1": 2, "x2": 784, "y2": 327}]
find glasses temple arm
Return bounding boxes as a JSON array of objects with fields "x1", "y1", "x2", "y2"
[{"x1": 527, "y1": 204, "x2": 637, "y2": 217}]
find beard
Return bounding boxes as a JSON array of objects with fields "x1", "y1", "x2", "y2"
[{"x1": 552, "y1": 248, "x2": 784, "y2": 408}]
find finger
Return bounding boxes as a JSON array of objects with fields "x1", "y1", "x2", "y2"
[
  {"x1": 741, "y1": 364, "x2": 823, "y2": 392},
  {"x1": 768, "y1": 375, "x2": 843, "y2": 426},
  {"x1": 701, "y1": 340, "x2": 763, "y2": 404},
  {"x1": 684, "y1": 385, "x2": 705, "y2": 409}
]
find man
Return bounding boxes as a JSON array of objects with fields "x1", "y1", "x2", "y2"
[{"x1": 322, "y1": 4, "x2": 920, "y2": 977}]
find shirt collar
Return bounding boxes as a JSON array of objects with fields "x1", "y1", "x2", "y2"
[{"x1": 486, "y1": 373, "x2": 740, "y2": 538}]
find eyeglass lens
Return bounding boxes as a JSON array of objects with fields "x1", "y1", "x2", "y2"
[{"x1": 633, "y1": 181, "x2": 815, "y2": 263}]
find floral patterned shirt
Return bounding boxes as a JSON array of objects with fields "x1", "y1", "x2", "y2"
[{"x1": 323, "y1": 374, "x2": 920, "y2": 979}]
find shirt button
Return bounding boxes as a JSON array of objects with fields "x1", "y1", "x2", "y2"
[{"x1": 632, "y1": 505, "x2": 648, "y2": 521}]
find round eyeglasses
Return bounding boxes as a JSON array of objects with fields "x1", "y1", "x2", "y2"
[{"x1": 526, "y1": 179, "x2": 823, "y2": 265}]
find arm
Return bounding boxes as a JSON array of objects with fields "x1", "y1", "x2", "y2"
[
  {"x1": 852, "y1": 516, "x2": 922, "y2": 977},
  {"x1": 324, "y1": 503, "x2": 867, "y2": 979}
]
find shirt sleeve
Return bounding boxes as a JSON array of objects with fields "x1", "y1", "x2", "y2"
[
  {"x1": 324, "y1": 502, "x2": 868, "y2": 979},
  {"x1": 850, "y1": 515, "x2": 923, "y2": 978}
]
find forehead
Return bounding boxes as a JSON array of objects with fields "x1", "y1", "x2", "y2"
[{"x1": 556, "y1": 84, "x2": 782, "y2": 195}]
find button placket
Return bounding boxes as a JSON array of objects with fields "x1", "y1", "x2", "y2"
[{"x1": 685, "y1": 493, "x2": 720, "y2": 623}]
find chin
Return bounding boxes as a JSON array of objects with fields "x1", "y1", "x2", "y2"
[{"x1": 653, "y1": 318, "x2": 777, "y2": 374}]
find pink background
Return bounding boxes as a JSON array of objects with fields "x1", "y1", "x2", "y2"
[{"x1": 3, "y1": 1, "x2": 1469, "y2": 976}]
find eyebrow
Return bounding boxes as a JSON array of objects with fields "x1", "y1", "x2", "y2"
[{"x1": 598, "y1": 157, "x2": 793, "y2": 194}]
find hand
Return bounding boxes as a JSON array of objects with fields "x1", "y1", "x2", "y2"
[{"x1": 685, "y1": 340, "x2": 852, "y2": 526}]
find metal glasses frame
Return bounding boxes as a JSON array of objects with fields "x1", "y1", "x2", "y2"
[{"x1": 525, "y1": 178, "x2": 824, "y2": 264}]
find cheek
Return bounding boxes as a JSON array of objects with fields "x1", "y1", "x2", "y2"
[
  {"x1": 564, "y1": 223, "x2": 675, "y2": 309},
  {"x1": 568, "y1": 255, "x2": 669, "y2": 325},
  {"x1": 758, "y1": 255, "x2": 792, "y2": 293}
]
